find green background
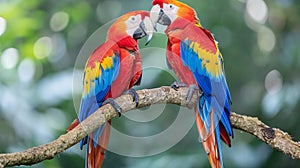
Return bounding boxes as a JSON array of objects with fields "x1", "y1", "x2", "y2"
[{"x1": 0, "y1": 0, "x2": 299, "y2": 167}]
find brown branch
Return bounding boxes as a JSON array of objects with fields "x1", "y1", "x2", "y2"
[
  {"x1": 0, "y1": 87, "x2": 299, "y2": 167},
  {"x1": 230, "y1": 113, "x2": 300, "y2": 159}
]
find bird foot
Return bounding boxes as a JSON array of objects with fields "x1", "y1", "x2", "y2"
[
  {"x1": 125, "y1": 88, "x2": 139, "y2": 107},
  {"x1": 171, "y1": 81, "x2": 187, "y2": 91},
  {"x1": 103, "y1": 98, "x2": 122, "y2": 117},
  {"x1": 186, "y1": 84, "x2": 199, "y2": 105}
]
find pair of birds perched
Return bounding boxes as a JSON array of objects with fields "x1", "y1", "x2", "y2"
[{"x1": 70, "y1": 0, "x2": 233, "y2": 167}]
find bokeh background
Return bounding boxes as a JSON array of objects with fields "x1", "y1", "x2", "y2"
[{"x1": 0, "y1": 0, "x2": 299, "y2": 167}]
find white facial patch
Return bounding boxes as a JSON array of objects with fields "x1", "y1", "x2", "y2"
[
  {"x1": 126, "y1": 14, "x2": 142, "y2": 37},
  {"x1": 163, "y1": 3, "x2": 179, "y2": 22},
  {"x1": 150, "y1": 4, "x2": 161, "y2": 26}
]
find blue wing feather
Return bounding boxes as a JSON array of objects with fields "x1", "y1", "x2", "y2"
[
  {"x1": 214, "y1": 115, "x2": 223, "y2": 166},
  {"x1": 79, "y1": 53, "x2": 120, "y2": 148},
  {"x1": 180, "y1": 40, "x2": 232, "y2": 137}
]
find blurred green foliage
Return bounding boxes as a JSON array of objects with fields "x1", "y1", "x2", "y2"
[{"x1": 0, "y1": 0, "x2": 299, "y2": 167}]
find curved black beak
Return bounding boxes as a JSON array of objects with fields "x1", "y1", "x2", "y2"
[
  {"x1": 150, "y1": 4, "x2": 171, "y2": 29},
  {"x1": 133, "y1": 16, "x2": 154, "y2": 46}
]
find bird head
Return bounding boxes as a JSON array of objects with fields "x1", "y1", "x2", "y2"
[
  {"x1": 150, "y1": 0, "x2": 199, "y2": 28},
  {"x1": 108, "y1": 11, "x2": 154, "y2": 45}
]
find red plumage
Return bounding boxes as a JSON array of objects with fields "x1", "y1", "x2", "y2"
[
  {"x1": 68, "y1": 10, "x2": 153, "y2": 168},
  {"x1": 151, "y1": 1, "x2": 233, "y2": 168}
]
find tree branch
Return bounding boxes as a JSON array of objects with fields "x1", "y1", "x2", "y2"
[{"x1": 0, "y1": 87, "x2": 299, "y2": 167}]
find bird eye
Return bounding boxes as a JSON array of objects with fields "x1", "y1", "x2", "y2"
[
  {"x1": 131, "y1": 16, "x2": 136, "y2": 22},
  {"x1": 169, "y1": 4, "x2": 174, "y2": 9}
]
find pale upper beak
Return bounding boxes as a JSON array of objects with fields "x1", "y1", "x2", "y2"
[
  {"x1": 143, "y1": 16, "x2": 154, "y2": 46},
  {"x1": 150, "y1": 4, "x2": 171, "y2": 29},
  {"x1": 132, "y1": 16, "x2": 154, "y2": 46}
]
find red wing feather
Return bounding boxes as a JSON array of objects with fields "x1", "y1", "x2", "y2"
[{"x1": 220, "y1": 123, "x2": 231, "y2": 147}]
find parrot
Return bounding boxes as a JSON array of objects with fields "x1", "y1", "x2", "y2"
[
  {"x1": 150, "y1": 1, "x2": 233, "y2": 168},
  {"x1": 70, "y1": 11, "x2": 154, "y2": 168}
]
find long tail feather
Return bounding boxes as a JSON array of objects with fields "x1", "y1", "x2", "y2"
[
  {"x1": 195, "y1": 108, "x2": 222, "y2": 168},
  {"x1": 86, "y1": 120, "x2": 111, "y2": 168}
]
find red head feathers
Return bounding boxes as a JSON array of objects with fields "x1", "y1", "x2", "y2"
[{"x1": 152, "y1": 0, "x2": 199, "y2": 25}]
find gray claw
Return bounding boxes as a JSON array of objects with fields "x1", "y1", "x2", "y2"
[
  {"x1": 186, "y1": 84, "x2": 199, "y2": 105},
  {"x1": 103, "y1": 98, "x2": 122, "y2": 117},
  {"x1": 126, "y1": 88, "x2": 139, "y2": 107},
  {"x1": 171, "y1": 81, "x2": 187, "y2": 91}
]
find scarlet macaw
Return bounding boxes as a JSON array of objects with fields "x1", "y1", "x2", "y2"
[
  {"x1": 150, "y1": 1, "x2": 233, "y2": 167},
  {"x1": 76, "y1": 11, "x2": 154, "y2": 168}
]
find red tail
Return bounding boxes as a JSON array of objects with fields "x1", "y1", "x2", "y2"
[
  {"x1": 195, "y1": 108, "x2": 230, "y2": 168},
  {"x1": 66, "y1": 118, "x2": 79, "y2": 132},
  {"x1": 87, "y1": 120, "x2": 111, "y2": 168}
]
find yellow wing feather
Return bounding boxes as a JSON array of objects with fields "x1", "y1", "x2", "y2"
[
  {"x1": 189, "y1": 41, "x2": 222, "y2": 77},
  {"x1": 83, "y1": 55, "x2": 117, "y2": 96}
]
